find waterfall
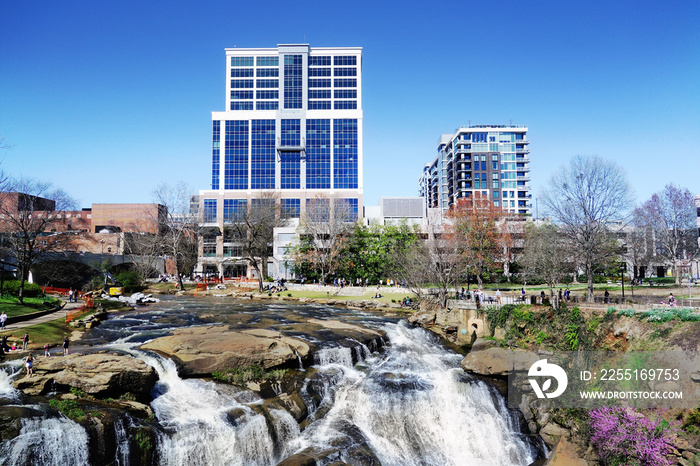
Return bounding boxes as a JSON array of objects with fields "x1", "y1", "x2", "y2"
[
  {"x1": 314, "y1": 346, "x2": 354, "y2": 367},
  {"x1": 291, "y1": 321, "x2": 540, "y2": 465},
  {"x1": 0, "y1": 416, "x2": 89, "y2": 466},
  {"x1": 135, "y1": 352, "x2": 300, "y2": 466},
  {"x1": 0, "y1": 362, "x2": 24, "y2": 402},
  {"x1": 113, "y1": 416, "x2": 132, "y2": 466}
]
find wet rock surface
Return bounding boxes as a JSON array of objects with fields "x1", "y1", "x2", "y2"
[{"x1": 13, "y1": 353, "x2": 157, "y2": 397}]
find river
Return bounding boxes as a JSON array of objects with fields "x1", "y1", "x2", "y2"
[{"x1": 0, "y1": 296, "x2": 544, "y2": 465}]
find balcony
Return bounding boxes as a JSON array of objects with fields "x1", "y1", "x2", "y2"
[
  {"x1": 515, "y1": 147, "x2": 530, "y2": 154},
  {"x1": 515, "y1": 156, "x2": 530, "y2": 163},
  {"x1": 515, "y1": 138, "x2": 530, "y2": 144},
  {"x1": 455, "y1": 147, "x2": 472, "y2": 155},
  {"x1": 516, "y1": 175, "x2": 531, "y2": 182}
]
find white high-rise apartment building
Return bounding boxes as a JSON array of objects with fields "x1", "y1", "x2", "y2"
[
  {"x1": 198, "y1": 44, "x2": 363, "y2": 277},
  {"x1": 420, "y1": 125, "x2": 531, "y2": 215}
]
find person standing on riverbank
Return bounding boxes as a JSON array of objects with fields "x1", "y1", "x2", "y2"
[
  {"x1": 22, "y1": 333, "x2": 29, "y2": 350},
  {"x1": 62, "y1": 337, "x2": 70, "y2": 355},
  {"x1": 0, "y1": 311, "x2": 7, "y2": 330},
  {"x1": 44, "y1": 343, "x2": 50, "y2": 357},
  {"x1": 25, "y1": 354, "x2": 34, "y2": 376}
]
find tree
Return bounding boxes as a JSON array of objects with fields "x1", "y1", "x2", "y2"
[
  {"x1": 336, "y1": 222, "x2": 418, "y2": 285},
  {"x1": 0, "y1": 178, "x2": 77, "y2": 303},
  {"x1": 447, "y1": 194, "x2": 512, "y2": 287},
  {"x1": 225, "y1": 193, "x2": 286, "y2": 292},
  {"x1": 152, "y1": 182, "x2": 199, "y2": 290},
  {"x1": 292, "y1": 196, "x2": 356, "y2": 285},
  {"x1": 638, "y1": 184, "x2": 698, "y2": 284},
  {"x1": 520, "y1": 222, "x2": 571, "y2": 307},
  {"x1": 393, "y1": 223, "x2": 461, "y2": 307},
  {"x1": 541, "y1": 155, "x2": 633, "y2": 302},
  {"x1": 626, "y1": 208, "x2": 656, "y2": 283}
]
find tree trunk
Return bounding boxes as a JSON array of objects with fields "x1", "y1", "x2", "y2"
[{"x1": 586, "y1": 267, "x2": 594, "y2": 303}]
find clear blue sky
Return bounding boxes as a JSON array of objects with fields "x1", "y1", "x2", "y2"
[{"x1": 1, "y1": 0, "x2": 698, "y2": 209}]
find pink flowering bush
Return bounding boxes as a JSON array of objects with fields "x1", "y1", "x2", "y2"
[{"x1": 590, "y1": 406, "x2": 680, "y2": 466}]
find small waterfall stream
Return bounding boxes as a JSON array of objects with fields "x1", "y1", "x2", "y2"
[{"x1": 136, "y1": 351, "x2": 300, "y2": 466}]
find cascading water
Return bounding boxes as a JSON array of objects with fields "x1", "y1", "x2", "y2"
[
  {"x1": 0, "y1": 416, "x2": 89, "y2": 466},
  {"x1": 135, "y1": 351, "x2": 300, "y2": 466},
  {"x1": 0, "y1": 362, "x2": 23, "y2": 401},
  {"x1": 290, "y1": 320, "x2": 540, "y2": 465},
  {"x1": 2, "y1": 297, "x2": 544, "y2": 465}
]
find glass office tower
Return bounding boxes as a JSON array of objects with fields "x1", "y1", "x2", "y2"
[{"x1": 199, "y1": 44, "x2": 363, "y2": 277}]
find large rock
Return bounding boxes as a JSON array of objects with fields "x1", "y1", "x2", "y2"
[
  {"x1": 13, "y1": 353, "x2": 157, "y2": 397},
  {"x1": 545, "y1": 437, "x2": 588, "y2": 466},
  {"x1": 140, "y1": 325, "x2": 312, "y2": 376},
  {"x1": 461, "y1": 340, "x2": 539, "y2": 377}
]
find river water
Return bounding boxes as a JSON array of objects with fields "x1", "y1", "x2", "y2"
[{"x1": 0, "y1": 296, "x2": 544, "y2": 465}]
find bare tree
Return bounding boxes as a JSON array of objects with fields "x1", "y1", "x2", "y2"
[
  {"x1": 626, "y1": 208, "x2": 656, "y2": 284},
  {"x1": 394, "y1": 224, "x2": 462, "y2": 307},
  {"x1": 225, "y1": 193, "x2": 286, "y2": 292},
  {"x1": 447, "y1": 194, "x2": 512, "y2": 287},
  {"x1": 0, "y1": 178, "x2": 77, "y2": 302},
  {"x1": 541, "y1": 155, "x2": 634, "y2": 302},
  {"x1": 152, "y1": 182, "x2": 199, "y2": 290},
  {"x1": 637, "y1": 184, "x2": 698, "y2": 284},
  {"x1": 520, "y1": 222, "x2": 571, "y2": 307},
  {"x1": 293, "y1": 196, "x2": 356, "y2": 285}
]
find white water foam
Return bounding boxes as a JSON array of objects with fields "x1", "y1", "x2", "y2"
[
  {"x1": 0, "y1": 416, "x2": 89, "y2": 466},
  {"x1": 135, "y1": 352, "x2": 300, "y2": 466},
  {"x1": 293, "y1": 321, "x2": 537, "y2": 466}
]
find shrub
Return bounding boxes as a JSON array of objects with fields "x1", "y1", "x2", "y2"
[
  {"x1": 590, "y1": 406, "x2": 679, "y2": 466},
  {"x1": 115, "y1": 270, "x2": 143, "y2": 293},
  {"x1": 1, "y1": 280, "x2": 43, "y2": 298},
  {"x1": 48, "y1": 399, "x2": 86, "y2": 421}
]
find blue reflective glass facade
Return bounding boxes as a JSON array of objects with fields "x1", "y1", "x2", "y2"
[
  {"x1": 281, "y1": 199, "x2": 300, "y2": 218},
  {"x1": 203, "y1": 199, "x2": 217, "y2": 223},
  {"x1": 281, "y1": 119, "x2": 300, "y2": 146},
  {"x1": 283, "y1": 55, "x2": 302, "y2": 109},
  {"x1": 335, "y1": 198, "x2": 359, "y2": 221},
  {"x1": 251, "y1": 120, "x2": 275, "y2": 189},
  {"x1": 212, "y1": 121, "x2": 220, "y2": 189},
  {"x1": 224, "y1": 199, "x2": 247, "y2": 223},
  {"x1": 306, "y1": 119, "x2": 330, "y2": 189},
  {"x1": 280, "y1": 152, "x2": 300, "y2": 189},
  {"x1": 224, "y1": 120, "x2": 249, "y2": 190},
  {"x1": 333, "y1": 119, "x2": 358, "y2": 189}
]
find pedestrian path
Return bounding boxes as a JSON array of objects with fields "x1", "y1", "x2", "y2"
[{"x1": 2, "y1": 300, "x2": 85, "y2": 331}]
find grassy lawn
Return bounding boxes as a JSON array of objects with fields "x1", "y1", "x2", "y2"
[
  {"x1": 146, "y1": 282, "x2": 197, "y2": 293},
  {"x1": 273, "y1": 289, "x2": 415, "y2": 305},
  {"x1": 0, "y1": 295, "x2": 62, "y2": 318},
  {"x1": 0, "y1": 318, "x2": 74, "y2": 350}
]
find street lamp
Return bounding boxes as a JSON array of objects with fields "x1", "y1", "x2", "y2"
[{"x1": 100, "y1": 239, "x2": 105, "y2": 254}]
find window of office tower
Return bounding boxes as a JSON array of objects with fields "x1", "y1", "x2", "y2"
[
  {"x1": 251, "y1": 120, "x2": 275, "y2": 189},
  {"x1": 212, "y1": 121, "x2": 220, "y2": 189},
  {"x1": 283, "y1": 55, "x2": 303, "y2": 109},
  {"x1": 306, "y1": 119, "x2": 331, "y2": 189},
  {"x1": 334, "y1": 119, "x2": 358, "y2": 189},
  {"x1": 224, "y1": 121, "x2": 249, "y2": 190}
]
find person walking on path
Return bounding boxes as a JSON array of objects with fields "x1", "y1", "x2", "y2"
[
  {"x1": 0, "y1": 311, "x2": 7, "y2": 330},
  {"x1": 68, "y1": 288, "x2": 74, "y2": 303},
  {"x1": 62, "y1": 337, "x2": 70, "y2": 355},
  {"x1": 22, "y1": 333, "x2": 29, "y2": 350}
]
